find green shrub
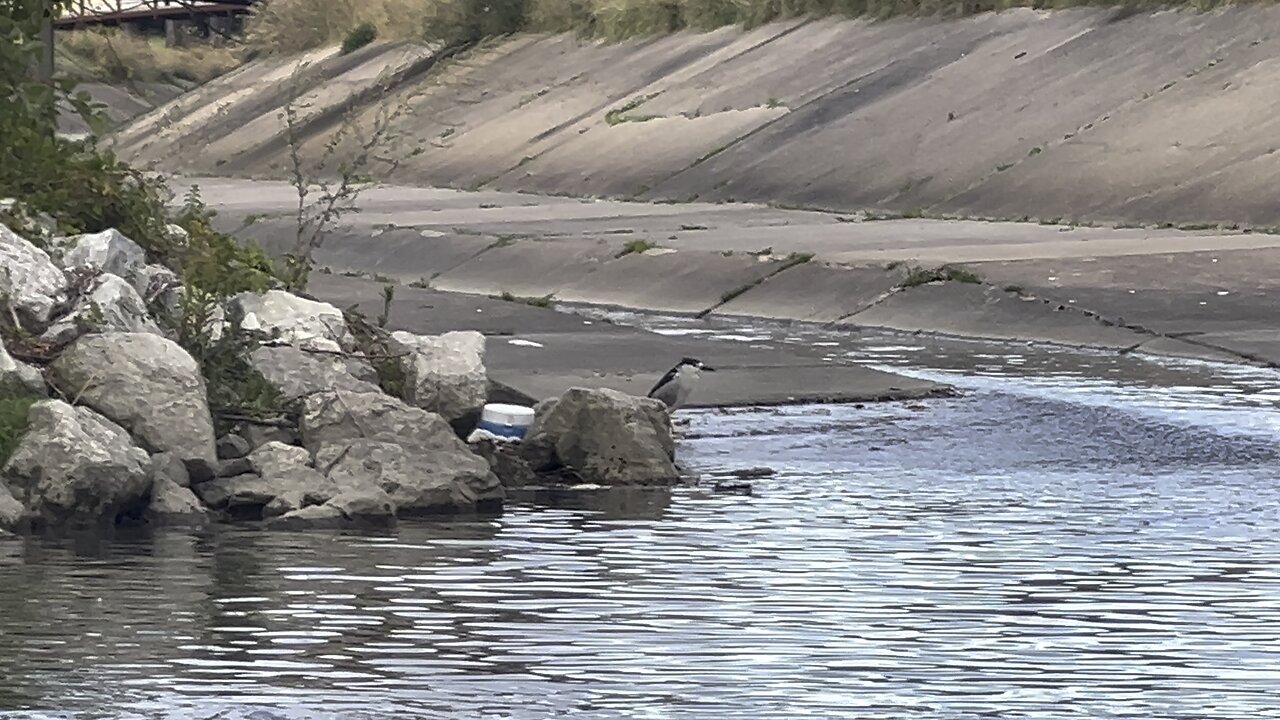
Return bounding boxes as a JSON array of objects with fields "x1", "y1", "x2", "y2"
[
  {"x1": 341, "y1": 22, "x2": 378, "y2": 54},
  {"x1": 0, "y1": 393, "x2": 36, "y2": 468}
]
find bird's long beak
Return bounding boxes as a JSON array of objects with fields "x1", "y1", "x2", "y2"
[{"x1": 703, "y1": 365, "x2": 716, "y2": 372}]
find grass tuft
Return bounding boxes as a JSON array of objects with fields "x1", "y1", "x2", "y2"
[
  {"x1": 900, "y1": 264, "x2": 982, "y2": 288},
  {"x1": 616, "y1": 239, "x2": 656, "y2": 257},
  {"x1": 495, "y1": 291, "x2": 556, "y2": 308}
]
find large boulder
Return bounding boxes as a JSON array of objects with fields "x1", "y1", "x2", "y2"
[
  {"x1": 0, "y1": 222, "x2": 68, "y2": 324},
  {"x1": 389, "y1": 330, "x2": 487, "y2": 428},
  {"x1": 302, "y1": 389, "x2": 504, "y2": 514},
  {"x1": 0, "y1": 336, "x2": 45, "y2": 397},
  {"x1": 48, "y1": 333, "x2": 216, "y2": 465},
  {"x1": 59, "y1": 229, "x2": 146, "y2": 280},
  {"x1": 249, "y1": 345, "x2": 381, "y2": 402},
  {"x1": 232, "y1": 290, "x2": 353, "y2": 353},
  {"x1": 523, "y1": 388, "x2": 678, "y2": 485},
  {"x1": 42, "y1": 273, "x2": 162, "y2": 344},
  {"x1": 319, "y1": 440, "x2": 502, "y2": 515},
  {"x1": 1, "y1": 400, "x2": 151, "y2": 526}
]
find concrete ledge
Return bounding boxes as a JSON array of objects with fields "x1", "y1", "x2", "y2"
[
  {"x1": 713, "y1": 261, "x2": 903, "y2": 323},
  {"x1": 843, "y1": 282, "x2": 1150, "y2": 350},
  {"x1": 554, "y1": 250, "x2": 786, "y2": 315}
]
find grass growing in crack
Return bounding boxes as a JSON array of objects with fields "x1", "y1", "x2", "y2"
[
  {"x1": 616, "y1": 239, "x2": 656, "y2": 258},
  {"x1": 1002, "y1": 284, "x2": 1025, "y2": 294},
  {"x1": 900, "y1": 264, "x2": 982, "y2": 288},
  {"x1": 605, "y1": 94, "x2": 659, "y2": 125},
  {"x1": 495, "y1": 291, "x2": 556, "y2": 308},
  {"x1": 778, "y1": 251, "x2": 814, "y2": 269}
]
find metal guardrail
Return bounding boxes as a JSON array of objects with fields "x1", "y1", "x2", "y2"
[{"x1": 57, "y1": 0, "x2": 258, "y2": 28}]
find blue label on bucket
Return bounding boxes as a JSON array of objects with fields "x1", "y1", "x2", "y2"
[{"x1": 477, "y1": 420, "x2": 528, "y2": 439}]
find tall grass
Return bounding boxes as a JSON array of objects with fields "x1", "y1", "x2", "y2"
[
  {"x1": 59, "y1": 29, "x2": 244, "y2": 85},
  {"x1": 246, "y1": 0, "x2": 1259, "y2": 55}
]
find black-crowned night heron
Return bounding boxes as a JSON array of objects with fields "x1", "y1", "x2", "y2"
[{"x1": 647, "y1": 357, "x2": 715, "y2": 411}]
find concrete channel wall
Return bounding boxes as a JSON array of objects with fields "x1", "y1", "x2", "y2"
[{"x1": 116, "y1": 8, "x2": 1280, "y2": 226}]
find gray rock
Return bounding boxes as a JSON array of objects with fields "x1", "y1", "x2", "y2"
[
  {"x1": 196, "y1": 442, "x2": 337, "y2": 520},
  {"x1": 266, "y1": 503, "x2": 346, "y2": 530},
  {"x1": 132, "y1": 263, "x2": 181, "y2": 305},
  {"x1": 523, "y1": 387, "x2": 678, "y2": 486},
  {"x1": 232, "y1": 290, "x2": 353, "y2": 353},
  {"x1": 2, "y1": 400, "x2": 151, "y2": 526},
  {"x1": 248, "y1": 441, "x2": 312, "y2": 477},
  {"x1": 241, "y1": 423, "x2": 300, "y2": 450},
  {"x1": 150, "y1": 451, "x2": 191, "y2": 488},
  {"x1": 389, "y1": 330, "x2": 487, "y2": 427},
  {"x1": 0, "y1": 222, "x2": 68, "y2": 324},
  {"x1": 49, "y1": 333, "x2": 217, "y2": 465},
  {"x1": 470, "y1": 437, "x2": 539, "y2": 487},
  {"x1": 147, "y1": 478, "x2": 208, "y2": 525},
  {"x1": 216, "y1": 434, "x2": 253, "y2": 460},
  {"x1": 301, "y1": 389, "x2": 476, "y2": 455},
  {"x1": 326, "y1": 488, "x2": 397, "y2": 526},
  {"x1": 318, "y1": 439, "x2": 503, "y2": 515},
  {"x1": 0, "y1": 199, "x2": 58, "y2": 246},
  {"x1": 217, "y1": 456, "x2": 255, "y2": 478},
  {"x1": 42, "y1": 273, "x2": 162, "y2": 344},
  {"x1": 185, "y1": 457, "x2": 218, "y2": 485},
  {"x1": 0, "y1": 482, "x2": 27, "y2": 533},
  {"x1": 0, "y1": 335, "x2": 45, "y2": 397},
  {"x1": 249, "y1": 345, "x2": 381, "y2": 402},
  {"x1": 60, "y1": 229, "x2": 146, "y2": 280},
  {"x1": 192, "y1": 473, "x2": 275, "y2": 511}
]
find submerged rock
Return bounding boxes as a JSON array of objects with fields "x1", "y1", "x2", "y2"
[
  {"x1": 232, "y1": 290, "x2": 352, "y2": 353},
  {"x1": 0, "y1": 222, "x2": 68, "y2": 324},
  {"x1": 2, "y1": 400, "x2": 151, "y2": 527},
  {"x1": 389, "y1": 330, "x2": 487, "y2": 428},
  {"x1": 523, "y1": 387, "x2": 678, "y2": 485},
  {"x1": 49, "y1": 332, "x2": 217, "y2": 465}
]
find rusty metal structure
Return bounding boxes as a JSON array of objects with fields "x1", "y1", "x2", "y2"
[{"x1": 56, "y1": 0, "x2": 258, "y2": 30}]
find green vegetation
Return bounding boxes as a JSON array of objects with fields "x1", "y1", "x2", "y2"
[
  {"x1": 0, "y1": 393, "x2": 36, "y2": 468},
  {"x1": 59, "y1": 28, "x2": 243, "y2": 86},
  {"x1": 341, "y1": 22, "x2": 379, "y2": 54},
  {"x1": 1, "y1": 3, "x2": 289, "y2": 433},
  {"x1": 900, "y1": 264, "x2": 982, "y2": 288},
  {"x1": 616, "y1": 239, "x2": 656, "y2": 257},
  {"x1": 495, "y1": 291, "x2": 556, "y2": 307},
  {"x1": 605, "y1": 94, "x2": 660, "y2": 125}
]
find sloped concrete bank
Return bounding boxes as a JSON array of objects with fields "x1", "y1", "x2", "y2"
[
  {"x1": 194, "y1": 177, "x2": 1280, "y2": 369},
  {"x1": 117, "y1": 8, "x2": 1280, "y2": 227}
]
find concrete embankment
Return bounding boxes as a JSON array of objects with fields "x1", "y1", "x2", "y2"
[
  {"x1": 117, "y1": 8, "x2": 1280, "y2": 226},
  {"x1": 193, "y1": 177, "x2": 1280, "y2": 371}
]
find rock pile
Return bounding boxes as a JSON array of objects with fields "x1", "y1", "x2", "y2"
[{"x1": 0, "y1": 215, "x2": 684, "y2": 536}]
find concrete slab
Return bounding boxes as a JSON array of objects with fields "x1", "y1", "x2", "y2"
[
  {"x1": 430, "y1": 239, "x2": 618, "y2": 297},
  {"x1": 713, "y1": 261, "x2": 904, "y2": 323},
  {"x1": 305, "y1": 273, "x2": 948, "y2": 406},
  {"x1": 843, "y1": 282, "x2": 1149, "y2": 350},
  {"x1": 555, "y1": 250, "x2": 785, "y2": 315}
]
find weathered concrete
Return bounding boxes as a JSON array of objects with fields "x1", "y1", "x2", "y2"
[
  {"x1": 189, "y1": 175, "x2": 1280, "y2": 367},
  {"x1": 114, "y1": 10, "x2": 1280, "y2": 226}
]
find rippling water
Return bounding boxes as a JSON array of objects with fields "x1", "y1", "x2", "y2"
[{"x1": 3, "y1": 322, "x2": 1280, "y2": 719}]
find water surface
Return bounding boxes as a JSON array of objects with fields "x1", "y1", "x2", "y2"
[{"x1": 3, "y1": 327, "x2": 1279, "y2": 719}]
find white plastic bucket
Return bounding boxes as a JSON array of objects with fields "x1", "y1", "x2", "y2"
[{"x1": 477, "y1": 403, "x2": 535, "y2": 439}]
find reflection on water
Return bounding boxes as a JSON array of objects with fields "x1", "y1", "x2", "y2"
[{"x1": 3, "y1": 321, "x2": 1280, "y2": 718}]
